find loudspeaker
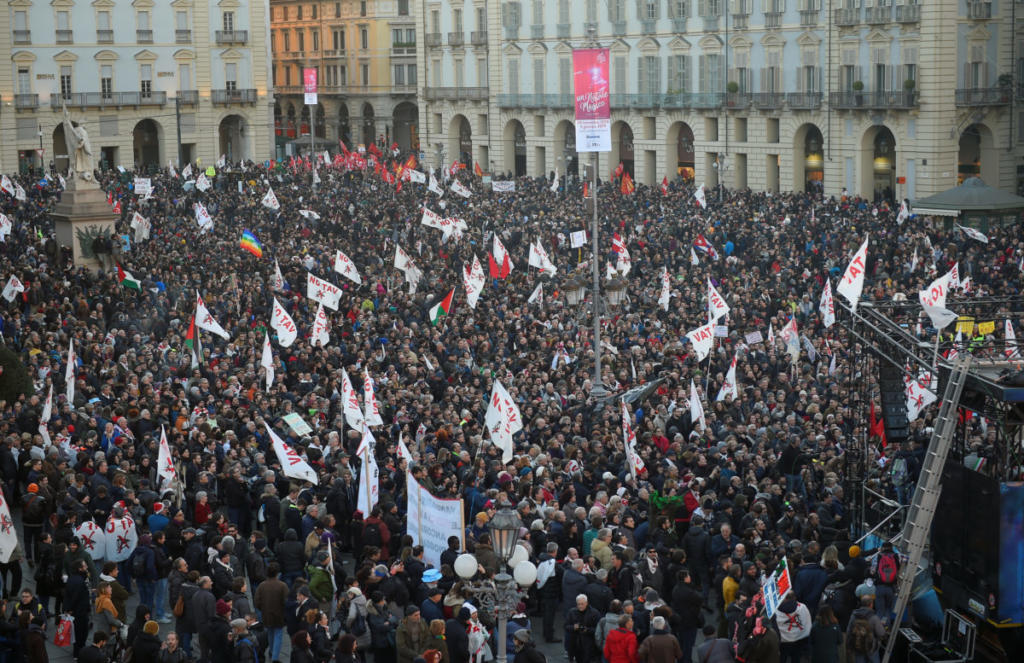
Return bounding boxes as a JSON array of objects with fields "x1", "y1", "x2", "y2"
[{"x1": 878, "y1": 362, "x2": 909, "y2": 442}]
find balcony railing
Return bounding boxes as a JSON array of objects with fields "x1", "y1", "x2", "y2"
[
  {"x1": 448, "y1": 31, "x2": 464, "y2": 46},
  {"x1": 211, "y1": 88, "x2": 257, "y2": 104},
  {"x1": 471, "y1": 30, "x2": 487, "y2": 45},
  {"x1": 136, "y1": 29, "x2": 153, "y2": 42},
  {"x1": 732, "y1": 14, "x2": 749, "y2": 29},
  {"x1": 764, "y1": 12, "x2": 783, "y2": 28},
  {"x1": 425, "y1": 32, "x2": 441, "y2": 46},
  {"x1": 612, "y1": 21, "x2": 627, "y2": 35},
  {"x1": 955, "y1": 87, "x2": 1012, "y2": 106},
  {"x1": 702, "y1": 16, "x2": 720, "y2": 31},
  {"x1": 692, "y1": 92, "x2": 724, "y2": 109},
  {"x1": 498, "y1": 93, "x2": 573, "y2": 108},
  {"x1": 611, "y1": 93, "x2": 661, "y2": 109},
  {"x1": 865, "y1": 6, "x2": 891, "y2": 23},
  {"x1": 97, "y1": 29, "x2": 113, "y2": 43},
  {"x1": 215, "y1": 30, "x2": 248, "y2": 44},
  {"x1": 504, "y1": 26, "x2": 519, "y2": 39},
  {"x1": 661, "y1": 93, "x2": 691, "y2": 109},
  {"x1": 725, "y1": 92, "x2": 751, "y2": 108},
  {"x1": 425, "y1": 86, "x2": 488, "y2": 101},
  {"x1": 176, "y1": 29, "x2": 192, "y2": 43},
  {"x1": 894, "y1": 4, "x2": 920, "y2": 22},
  {"x1": 967, "y1": 1, "x2": 992, "y2": 19},
  {"x1": 834, "y1": 7, "x2": 860, "y2": 26},
  {"x1": 392, "y1": 44, "x2": 416, "y2": 55},
  {"x1": 786, "y1": 91, "x2": 822, "y2": 109},
  {"x1": 829, "y1": 90, "x2": 917, "y2": 109},
  {"x1": 640, "y1": 20, "x2": 656, "y2": 34},
  {"x1": 557, "y1": 23, "x2": 570, "y2": 38},
  {"x1": 672, "y1": 17, "x2": 688, "y2": 31},
  {"x1": 584, "y1": 21, "x2": 598, "y2": 34},
  {"x1": 753, "y1": 92, "x2": 784, "y2": 110},
  {"x1": 530, "y1": 24, "x2": 543, "y2": 39},
  {"x1": 56, "y1": 29, "x2": 73, "y2": 43},
  {"x1": 14, "y1": 94, "x2": 39, "y2": 110},
  {"x1": 177, "y1": 90, "x2": 199, "y2": 105},
  {"x1": 13, "y1": 30, "x2": 30, "y2": 44},
  {"x1": 799, "y1": 9, "x2": 819, "y2": 26},
  {"x1": 49, "y1": 91, "x2": 167, "y2": 108},
  {"x1": 322, "y1": 49, "x2": 345, "y2": 56}
]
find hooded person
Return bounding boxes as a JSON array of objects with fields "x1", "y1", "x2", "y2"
[
  {"x1": 445, "y1": 606, "x2": 472, "y2": 663},
  {"x1": 396, "y1": 605, "x2": 431, "y2": 663},
  {"x1": 512, "y1": 630, "x2": 546, "y2": 663},
  {"x1": 774, "y1": 592, "x2": 813, "y2": 662}
]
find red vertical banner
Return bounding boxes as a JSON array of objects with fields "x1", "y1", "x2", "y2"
[
  {"x1": 303, "y1": 67, "x2": 318, "y2": 105},
  {"x1": 573, "y1": 48, "x2": 611, "y2": 152}
]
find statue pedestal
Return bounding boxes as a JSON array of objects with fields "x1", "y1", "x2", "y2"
[{"x1": 51, "y1": 177, "x2": 117, "y2": 271}]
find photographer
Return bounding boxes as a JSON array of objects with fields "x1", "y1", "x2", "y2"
[{"x1": 564, "y1": 594, "x2": 600, "y2": 663}]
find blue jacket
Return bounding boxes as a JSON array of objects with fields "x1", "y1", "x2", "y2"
[
  {"x1": 793, "y1": 562, "x2": 829, "y2": 616},
  {"x1": 420, "y1": 597, "x2": 445, "y2": 623}
]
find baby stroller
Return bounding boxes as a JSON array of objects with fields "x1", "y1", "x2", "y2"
[{"x1": 103, "y1": 625, "x2": 130, "y2": 663}]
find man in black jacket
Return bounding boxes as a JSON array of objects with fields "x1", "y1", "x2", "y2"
[
  {"x1": 670, "y1": 570, "x2": 703, "y2": 663},
  {"x1": 445, "y1": 606, "x2": 471, "y2": 663},
  {"x1": 681, "y1": 516, "x2": 712, "y2": 598},
  {"x1": 63, "y1": 560, "x2": 91, "y2": 658},
  {"x1": 78, "y1": 631, "x2": 110, "y2": 663},
  {"x1": 564, "y1": 595, "x2": 600, "y2": 663},
  {"x1": 512, "y1": 629, "x2": 546, "y2": 663}
]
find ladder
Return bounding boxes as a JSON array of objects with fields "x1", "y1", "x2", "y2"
[{"x1": 882, "y1": 354, "x2": 972, "y2": 663}]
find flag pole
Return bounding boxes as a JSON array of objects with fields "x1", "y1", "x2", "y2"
[{"x1": 362, "y1": 446, "x2": 371, "y2": 514}]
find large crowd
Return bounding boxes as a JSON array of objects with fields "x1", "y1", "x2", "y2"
[{"x1": 0, "y1": 149, "x2": 1019, "y2": 663}]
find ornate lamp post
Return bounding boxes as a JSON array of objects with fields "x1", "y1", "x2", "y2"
[{"x1": 454, "y1": 505, "x2": 537, "y2": 663}]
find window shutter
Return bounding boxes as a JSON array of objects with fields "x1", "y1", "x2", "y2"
[
  {"x1": 699, "y1": 54, "x2": 706, "y2": 91},
  {"x1": 699, "y1": 0, "x2": 708, "y2": 17},
  {"x1": 534, "y1": 58, "x2": 544, "y2": 94},
  {"x1": 652, "y1": 56, "x2": 661, "y2": 93},
  {"x1": 983, "y1": 62, "x2": 990, "y2": 87},
  {"x1": 636, "y1": 0, "x2": 645, "y2": 20},
  {"x1": 638, "y1": 57, "x2": 647, "y2": 94},
  {"x1": 668, "y1": 55, "x2": 677, "y2": 90},
  {"x1": 682, "y1": 55, "x2": 691, "y2": 92}
]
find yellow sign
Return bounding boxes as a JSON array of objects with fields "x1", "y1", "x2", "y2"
[
  {"x1": 205, "y1": 166, "x2": 216, "y2": 177},
  {"x1": 956, "y1": 318, "x2": 975, "y2": 335},
  {"x1": 978, "y1": 321, "x2": 996, "y2": 335}
]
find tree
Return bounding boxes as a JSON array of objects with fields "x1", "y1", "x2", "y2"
[{"x1": 0, "y1": 344, "x2": 32, "y2": 404}]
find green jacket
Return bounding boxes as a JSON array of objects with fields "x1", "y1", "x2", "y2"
[{"x1": 307, "y1": 564, "x2": 333, "y2": 602}]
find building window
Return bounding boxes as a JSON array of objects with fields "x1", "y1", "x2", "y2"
[
  {"x1": 312, "y1": 30, "x2": 319, "y2": 51},
  {"x1": 966, "y1": 44, "x2": 987, "y2": 89},
  {"x1": 613, "y1": 56, "x2": 626, "y2": 94},
  {"x1": 297, "y1": 5, "x2": 303, "y2": 19},
  {"x1": 669, "y1": 0, "x2": 689, "y2": 17},
  {"x1": 339, "y1": 65, "x2": 347, "y2": 86},
  {"x1": 285, "y1": 67, "x2": 291, "y2": 85},
  {"x1": 179, "y1": 63, "x2": 192, "y2": 89},
  {"x1": 559, "y1": 0, "x2": 569, "y2": 23},
  {"x1": 14, "y1": 10, "x2": 26, "y2": 32},
  {"x1": 608, "y1": 0, "x2": 624, "y2": 22},
  {"x1": 668, "y1": 54, "x2": 690, "y2": 93},
  {"x1": 283, "y1": 31, "x2": 290, "y2": 51},
  {"x1": 478, "y1": 57, "x2": 487, "y2": 86},
  {"x1": 56, "y1": 10, "x2": 71, "y2": 41},
  {"x1": 311, "y1": 4, "x2": 317, "y2": 19},
  {"x1": 100, "y1": 64, "x2": 113, "y2": 99},
  {"x1": 360, "y1": 1, "x2": 367, "y2": 17},
  {"x1": 223, "y1": 11, "x2": 234, "y2": 32},
  {"x1": 700, "y1": 0, "x2": 722, "y2": 17},
  {"x1": 333, "y1": 30, "x2": 344, "y2": 50},
  {"x1": 639, "y1": 55, "x2": 660, "y2": 95},
  {"x1": 507, "y1": 60, "x2": 519, "y2": 93},
  {"x1": 699, "y1": 53, "x2": 723, "y2": 92},
  {"x1": 362, "y1": 63, "x2": 369, "y2": 85},
  {"x1": 98, "y1": 11, "x2": 111, "y2": 31},
  {"x1": 646, "y1": 0, "x2": 659, "y2": 19},
  {"x1": 361, "y1": 28, "x2": 368, "y2": 49},
  {"x1": 533, "y1": 57, "x2": 543, "y2": 94},
  {"x1": 60, "y1": 65, "x2": 73, "y2": 99},
  {"x1": 456, "y1": 59, "x2": 465, "y2": 87},
  {"x1": 407, "y1": 64, "x2": 417, "y2": 85},
  {"x1": 137, "y1": 10, "x2": 150, "y2": 29},
  {"x1": 586, "y1": 0, "x2": 597, "y2": 22},
  {"x1": 140, "y1": 64, "x2": 152, "y2": 98},
  {"x1": 225, "y1": 62, "x2": 237, "y2": 90},
  {"x1": 398, "y1": 0, "x2": 409, "y2": 16},
  {"x1": 297, "y1": 31, "x2": 304, "y2": 51},
  {"x1": 454, "y1": 8, "x2": 463, "y2": 31},
  {"x1": 336, "y1": 3, "x2": 341, "y2": 18},
  {"x1": 406, "y1": 28, "x2": 415, "y2": 44},
  {"x1": 431, "y1": 10, "x2": 440, "y2": 33},
  {"x1": 394, "y1": 64, "x2": 405, "y2": 85},
  {"x1": 176, "y1": 11, "x2": 188, "y2": 30},
  {"x1": 17, "y1": 68, "x2": 30, "y2": 95},
  {"x1": 478, "y1": 6, "x2": 487, "y2": 29}
]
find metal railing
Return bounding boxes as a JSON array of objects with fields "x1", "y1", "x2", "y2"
[
  {"x1": 448, "y1": 31, "x2": 464, "y2": 46},
  {"x1": 612, "y1": 21, "x2": 627, "y2": 35},
  {"x1": 786, "y1": 91, "x2": 822, "y2": 109},
  {"x1": 966, "y1": 1, "x2": 992, "y2": 19},
  {"x1": 640, "y1": 19, "x2": 657, "y2": 34},
  {"x1": 799, "y1": 9, "x2": 819, "y2": 26},
  {"x1": 49, "y1": 91, "x2": 167, "y2": 107},
  {"x1": 177, "y1": 90, "x2": 199, "y2": 104},
  {"x1": 504, "y1": 26, "x2": 519, "y2": 39},
  {"x1": 557, "y1": 23, "x2": 570, "y2": 38},
  {"x1": 56, "y1": 29, "x2": 73, "y2": 43},
  {"x1": 13, "y1": 30, "x2": 30, "y2": 44},
  {"x1": 732, "y1": 13, "x2": 749, "y2": 29},
  {"x1": 497, "y1": 93, "x2": 572, "y2": 108},
  {"x1": 176, "y1": 29, "x2": 192, "y2": 43},
  {"x1": 955, "y1": 87, "x2": 1012, "y2": 106},
  {"x1": 471, "y1": 31, "x2": 487, "y2": 45},
  {"x1": 97, "y1": 29, "x2": 113, "y2": 43},
  {"x1": 136, "y1": 29, "x2": 153, "y2": 42},
  {"x1": 211, "y1": 88, "x2": 257, "y2": 104},
  {"x1": 702, "y1": 15, "x2": 720, "y2": 31},
  {"x1": 894, "y1": 4, "x2": 920, "y2": 22},
  {"x1": 672, "y1": 17, "x2": 688, "y2": 31},
  {"x1": 753, "y1": 92, "x2": 784, "y2": 109},
  {"x1": 865, "y1": 6, "x2": 891, "y2": 23},
  {"x1": 725, "y1": 92, "x2": 751, "y2": 108},
  {"x1": 829, "y1": 90, "x2": 916, "y2": 109},
  {"x1": 610, "y1": 93, "x2": 661, "y2": 108},
  {"x1": 834, "y1": 7, "x2": 860, "y2": 26},
  {"x1": 764, "y1": 11, "x2": 783, "y2": 28},
  {"x1": 425, "y1": 32, "x2": 441, "y2": 46},
  {"x1": 14, "y1": 94, "x2": 39, "y2": 109},
  {"x1": 661, "y1": 93, "x2": 691, "y2": 109},
  {"x1": 426, "y1": 86, "x2": 489, "y2": 101},
  {"x1": 691, "y1": 92, "x2": 724, "y2": 108},
  {"x1": 215, "y1": 30, "x2": 248, "y2": 44},
  {"x1": 530, "y1": 25, "x2": 544, "y2": 39}
]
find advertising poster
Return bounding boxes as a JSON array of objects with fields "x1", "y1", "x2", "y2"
[{"x1": 573, "y1": 48, "x2": 611, "y2": 152}]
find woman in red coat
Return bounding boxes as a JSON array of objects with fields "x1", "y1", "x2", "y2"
[{"x1": 603, "y1": 615, "x2": 638, "y2": 663}]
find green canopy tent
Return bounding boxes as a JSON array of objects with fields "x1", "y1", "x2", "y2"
[{"x1": 911, "y1": 177, "x2": 1024, "y2": 230}]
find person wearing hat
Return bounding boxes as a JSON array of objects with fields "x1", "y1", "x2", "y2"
[
  {"x1": 344, "y1": 586, "x2": 372, "y2": 651},
  {"x1": 21, "y1": 482, "x2": 46, "y2": 566},
  {"x1": 512, "y1": 629, "x2": 545, "y2": 663},
  {"x1": 306, "y1": 551, "x2": 335, "y2": 613},
  {"x1": 206, "y1": 600, "x2": 233, "y2": 663},
  {"x1": 191, "y1": 576, "x2": 216, "y2": 663},
  {"x1": 396, "y1": 605, "x2": 430, "y2": 663},
  {"x1": 131, "y1": 620, "x2": 162, "y2": 663},
  {"x1": 420, "y1": 581, "x2": 445, "y2": 623}
]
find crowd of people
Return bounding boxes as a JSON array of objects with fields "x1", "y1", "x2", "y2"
[{"x1": 0, "y1": 150, "x2": 1019, "y2": 663}]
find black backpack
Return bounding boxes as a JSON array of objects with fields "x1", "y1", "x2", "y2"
[
  {"x1": 131, "y1": 548, "x2": 148, "y2": 577},
  {"x1": 363, "y1": 522, "x2": 383, "y2": 547}
]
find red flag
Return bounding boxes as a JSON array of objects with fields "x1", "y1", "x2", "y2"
[
  {"x1": 368, "y1": 143, "x2": 382, "y2": 158},
  {"x1": 338, "y1": 140, "x2": 350, "y2": 156},
  {"x1": 583, "y1": 181, "x2": 589, "y2": 199},
  {"x1": 474, "y1": 162, "x2": 483, "y2": 177},
  {"x1": 404, "y1": 154, "x2": 417, "y2": 171},
  {"x1": 107, "y1": 191, "x2": 114, "y2": 205},
  {"x1": 660, "y1": 176, "x2": 669, "y2": 195},
  {"x1": 614, "y1": 162, "x2": 624, "y2": 179},
  {"x1": 869, "y1": 402, "x2": 887, "y2": 446},
  {"x1": 112, "y1": 200, "x2": 122, "y2": 214},
  {"x1": 620, "y1": 173, "x2": 635, "y2": 195}
]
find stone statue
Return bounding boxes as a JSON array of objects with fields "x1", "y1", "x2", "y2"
[{"x1": 62, "y1": 103, "x2": 94, "y2": 181}]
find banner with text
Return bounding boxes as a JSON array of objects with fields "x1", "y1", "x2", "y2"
[
  {"x1": 303, "y1": 67, "x2": 318, "y2": 105},
  {"x1": 573, "y1": 48, "x2": 611, "y2": 152},
  {"x1": 406, "y1": 472, "x2": 465, "y2": 568}
]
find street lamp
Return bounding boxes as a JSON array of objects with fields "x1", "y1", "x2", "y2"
[
  {"x1": 564, "y1": 275, "x2": 586, "y2": 306},
  {"x1": 454, "y1": 505, "x2": 538, "y2": 663}
]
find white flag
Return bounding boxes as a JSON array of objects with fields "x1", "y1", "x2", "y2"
[
  {"x1": 408, "y1": 169, "x2": 426, "y2": 184},
  {"x1": 690, "y1": 247, "x2": 699, "y2": 266},
  {"x1": 836, "y1": 236, "x2": 869, "y2": 313},
  {"x1": 195, "y1": 291, "x2": 231, "y2": 339},
  {"x1": 306, "y1": 273, "x2": 343, "y2": 310},
  {"x1": 333, "y1": 250, "x2": 362, "y2": 285},
  {"x1": 708, "y1": 278, "x2": 730, "y2": 322},
  {"x1": 312, "y1": 168, "x2": 321, "y2": 185},
  {"x1": 622, "y1": 402, "x2": 645, "y2": 481},
  {"x1": 0, "y1": 214, "x2": 11, "y2": 242},
  {"x1": 659, "y1": 267, "x2": 671, "y2": 311},
  {"x1": 40, "y1": 384, "x2": 52, "y2": 425},
  {"x1": 299, "y1": 209, "x2": 321, "y2": 221},
  {"x1": 694, "y1": 184, "x2": 707, "y2": 209},
  {"x1": 397, "y1": 432, "x2": 413, "y2": 464},
  {"x1": 266, "y1": 422, "x2": 319, "y2": 484},
  {"x1": 492, "y1": 235, "x2": 515, "y2": 275},
  {"x1": 956, "y1": 224, "x2": 988, "y2": 243},
  {"x1": 104, "y1": 514, "x2": 138, "y2": 562},
  {"x1": 779, "y1": 318, "x2": 801, "y2": 362},
  {"x1": 906, "y1": 379, "x2": 937, "y2": 422},
  {"x1": 768, "y1": 323, "x2": 775, "y2": 346},
  {"x1": 686, "y1": 321, "x2": 716, "y2": 362},
  {"x1": 195, "y1": 173, "x2": 211, "y2": 192},
  {"x1": 428, "y1": 171, "x2": 444, "y2": 196},
  {"x1": 194, "y1": 202, "x2": 213, "y2": 229},
  {"x1": 463, "y1": 255, "x2": 486, "y2": 309},
  {"x1": 485, "y1": 380, "x2": 521, "y2": 463},
  {"x1": 65, "y1": 339, "x2": 76, "y2": 408},
  {"x1": 261, "y1": 332, "x2": 275, "y2": 391},
  {"x1": 421, "y1": 207, "x2": 444, "y2": 230},
  {"x1": 74, "y1": 521, "x2": 106, "y2": 560},
  {"x1": 897, "y1": 199, "x2": 909, "y2": 225},
  {"x1": 1006, "y1": 320, "x2": 1020, "y2": 359},
  {"x1": 357, "y1": 428, "x2": 379, "y2": 514},
  {"x1": 689, "y1": 379, "x2": 706, "y2": 430},
  {"x1": 527, "y1": 283, "x2": 543, "y2": 305},
  {"x1": 2, "y1": 276, "x2": 24, "y2": 302},
  {"x1": 272, "y1": 258, "x2": 286, "y2": 291},
  {"x1": 262, "y1": 187, "x2": 281, "y2": 210},
  {"x1": 911, "y1": 246, "x2": 918, "y2": 272},
  {"x1": 529, "y1": 241, "x2": 557, "y2": 276},
  {"x1": 363, "y1": 371, "x2": 384, "y2": 427},
  {"x1": 716, "y1": 354, "x2": 739, "y2": 402},
  {"x1": 14, "y1": 183, "x2": 26, "y2": 202},
  {"x1": 451, "y1": 179, "x2": 472, "y2": 198},
  {"x1": 0, "y1": 491, "x2": 17, "y2": 563},
  {"x1": 920, "y1": 271, "x2": 952, "y2": 310},
  {"x1": 615, "y1": 243, "x2": 632, "y2": 276},
  {"x1": 819, "y1": 280, "x2": 836, "y2": 328},
  {"x1": 217, "y1": 154, "x2": 227, "y2": 168},
  {"x1": 157, "y1": 426, "x2": 176, "y2": 488},
  {"x1": 182, "y1": 163, "x2": 193, "y2": 179},
  {"x1": 551, "y1": 170, "x2": 559, "y2": 193},
  {"x1": 311, "y1": 303, "x2": 330, "y2": 347},
  {"x1": 0, "y1": 175, "x2": 13, "y2": 196},
  {"x1": 270, "y1": 297, "x2": 298, "y2": 347},
  {"x1": 340, "y1": 369, "x2": 366, "y2": 431},
  {"x1": 394, "y1": 244, "x2": 414, "y2": 272},
  {"x1": 949, "y1": 262, "x2": 960, "y2": 289}
]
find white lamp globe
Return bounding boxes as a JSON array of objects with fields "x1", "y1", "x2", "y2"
[
  {"x1": 508, "y1": 544, "x2": 529, "y2": 569},
  {"x1": 513, "y1": 560, "x2": 537, "y2": 587},
  {"x1": 454, "y1": 553, "x2": 478, "y2": 579}
]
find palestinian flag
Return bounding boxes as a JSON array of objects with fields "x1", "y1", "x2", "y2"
[
  {"x1": 116, "y1": 263, "x2": 141, "y2": 291},
  {"x1": 184, "y1": 314, "x2": 202, "y2": 366},
  {"x1": 429, "y1": 288, "x2": 455, "y2": 326},
  {"x1": 474, "y1": 162, "x2": 484, "y2": 177}
]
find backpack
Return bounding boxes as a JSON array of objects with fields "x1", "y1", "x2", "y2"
[
  {"x1": 876, "y1": 552, "x2": 899, "y2": 585},
  {"x1": 363, "y1": 522, "x2": 383, "y2": 548},
  {"x1": 849, "y1": 616, "x2": 875, "y2": 654},
  {"x1": 234, "y1": 636, "x2": 260, "y2": 663},
  {"x1": 131, "y1": 548, "x2": 148, "y2": 577},
  {"x1": 349, "y1": 611, "x2": 367, "y2": 637},
  {"x1": 890, "y1": 457, "x2": 908, "y2": 486}
]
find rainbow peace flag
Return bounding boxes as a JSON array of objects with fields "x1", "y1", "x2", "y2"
[{"x1": 240, "y1": 229, "x2": 263, "y2": 258}]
